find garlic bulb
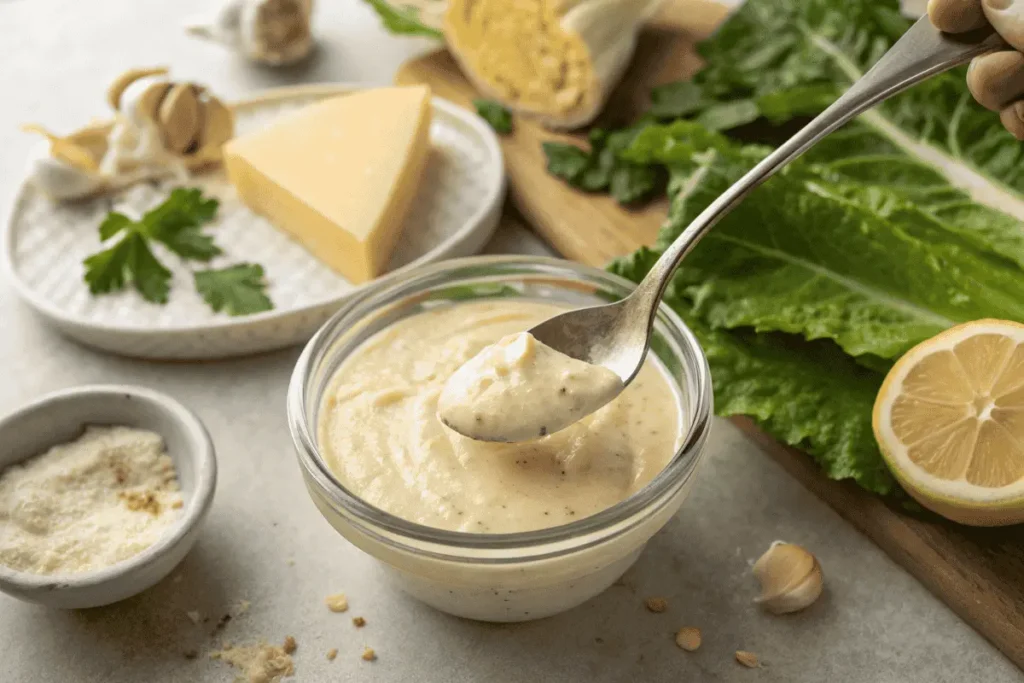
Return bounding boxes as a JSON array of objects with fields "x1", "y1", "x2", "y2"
[
  {"x1": 752, "y1": 541, "x2": 823, "y2": 615},
  {"x1": 443, "y1": 0, "x2": 665, "y2": 129},
  {"x1": 23, "y1": 68, "x2": 234, "y2": 202},
  {"x1": 186, "y1": 0, "x2": 315, "y2": 66}
]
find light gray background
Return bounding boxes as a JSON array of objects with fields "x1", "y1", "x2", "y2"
[{"x1": 0, "y1": 0, "x2": 1019, "y2": 681}]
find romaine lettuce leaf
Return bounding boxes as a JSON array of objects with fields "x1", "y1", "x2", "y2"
[
  {"x1": 624, "y1": 122, "x2": 1024, "y2": 360},
  {"x1": 695, "y1": 0, "x2": 1024, "y2": 222}
]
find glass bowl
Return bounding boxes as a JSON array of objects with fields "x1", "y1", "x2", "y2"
[{"x1": 287, "y1": 256, "x2": 713, "y2": 622}]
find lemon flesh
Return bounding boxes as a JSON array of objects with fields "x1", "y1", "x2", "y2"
[{"x1": 873, "y1": 319, "x2": 1024, "y2": 526}]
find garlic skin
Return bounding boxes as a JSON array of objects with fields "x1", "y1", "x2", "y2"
[
  {"x1": 25, "y1": 143, "x2": 104, "y2": 201},
  {"x1": 444, "y1": 0, "x2": 665, "y2": 130},
  {"x1": 186, "y1": 0, "x2": 315, "y2": 66},
  {"x1": 752, "y1": 541, "x2": 823, "y2": 615}
]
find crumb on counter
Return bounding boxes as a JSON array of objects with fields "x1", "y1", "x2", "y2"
[
  {"x1": 644, "y1": 597, "x2": 668, "y2": 613},
  {"x1": 675, "y1": 626, "x2": 701, "y2": 652},
  {"x1": 352, "y1": 616, "x2": 366, "y2": 628},
  {"x1": 283, "y1": 636, "x2": 297, "y2": 655},
  {"x1": 210, "y1": 640, "x2": 295, "y2": 682},
  {"x1": 326, "y1": 648, "x2": 338, "y2": 661},
  {"x1": 361, "y1": 647, "x2": 376, "y2": 662},
  {"x1": 235, "y1": 599, "x2": 252, "y2": 615},
  {"x1": 186, "y1": 610, "x2": 202, "y2": 624},
  {"x1": 735, "y1": 650, "x2": 760, "y2": 668},
  {"x1": 325, "y1": 593, "x2": 348, "y2": 613}
]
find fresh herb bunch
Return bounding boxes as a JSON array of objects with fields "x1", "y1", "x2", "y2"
[
  {"x1": 84, "y1": 188, "x2": 273, "y2": 316},
  {"x1": 552, "y1": 0, "x2": 1024, "y2": 495},
  {"x1": 362, "y1": 0, "x2": 443, "y2": 40}
]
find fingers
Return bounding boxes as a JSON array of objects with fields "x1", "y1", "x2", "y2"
[
  {"x1": 967, "y1": 50, "x2": 1024, "y2": 109},
  {"x1": 929, "y1": 0, "x2": 989, "y2": 32},
  {"x1": 999, "y1": 101, "x2": 1024, "y2": 138},
  {"x1": 983, "y1": 0, "x2": 1024, "y2": 52}
]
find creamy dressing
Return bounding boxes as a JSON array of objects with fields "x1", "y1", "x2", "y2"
[
  {"x1": 437, "y1": 331, "x2": 624, "y2": 442},
  {"x1": 317, "y1": 301, "x2": 683, "y2": 533}
]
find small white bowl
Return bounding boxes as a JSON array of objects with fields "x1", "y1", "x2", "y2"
[{"x1": 0, "y1": 385, "x2": 216, "y2": 609}]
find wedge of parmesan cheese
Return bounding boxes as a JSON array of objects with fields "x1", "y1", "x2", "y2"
[{"x1": 224, "y1": 86, "x2": 433, "y2": 283}]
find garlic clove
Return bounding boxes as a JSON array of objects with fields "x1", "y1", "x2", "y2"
[
  {"x1": 197, "y1": 94, "x2": 235, "y2": 149},
  {"x1": 107, "y1": 67, "x2": 169, "y2": 111},
  {"x1": 752, "y1": 541, "x2": 823, "y2": 615},
  {"x1": 122, "y1": 79, "x2": 174, "y2": 126},
  {"x1": 158, "y1": 84, "x2": 203, "y2": 154}
]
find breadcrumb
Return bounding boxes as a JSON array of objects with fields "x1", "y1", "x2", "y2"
[
  {"x1": 326, "y1": 648, "x2": 338, "y2": 661},
  {"x1": 210, "y1": 641, "x2": 295, "y2": 682},
  {"x1": 361, "y1": 647, "x2": 376, "y2": 662},
  {"x1": 282, "y1": 636, "x2": 297, "y2": 655},
  {"x1": 644, "y1": 597, "x2": 668, "y2": 613},
  {"x1": 325, "y1": 593, "x2": 348, "y2": 613},
  {"x1": 675, "y1": 627, "x2": 701, "y2": 652},
  {"x1": 735, "y1": 650, "x2": 760, "y2": 668},
  {"x1": 352, "y1": 616, "x2": 366, "y2": 627}
]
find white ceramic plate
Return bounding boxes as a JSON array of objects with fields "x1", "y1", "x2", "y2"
[{"x1": 3, "y1": 84, "x2": 505, "y2": 359}]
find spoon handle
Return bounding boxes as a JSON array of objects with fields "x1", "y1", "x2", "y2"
[{"x1": 632, "y1": 16, "x2": 1006, "y2": 321}]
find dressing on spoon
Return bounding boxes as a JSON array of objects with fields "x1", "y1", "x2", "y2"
[{"x1": 438, "y1": 332, "x2": 623, "y2": 443}]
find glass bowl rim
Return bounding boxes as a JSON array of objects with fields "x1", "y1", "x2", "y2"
[{"x1": 287, "y1": 255, "x2": 713, "y2": 561}]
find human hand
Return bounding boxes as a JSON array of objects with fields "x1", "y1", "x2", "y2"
[{"x1": 928, "y1": 0, "x2": 1024, "y2": 138}]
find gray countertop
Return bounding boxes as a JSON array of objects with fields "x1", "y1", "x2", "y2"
[{"x1": 0, "y1": 0, "x2": 1019, "y2": 681}]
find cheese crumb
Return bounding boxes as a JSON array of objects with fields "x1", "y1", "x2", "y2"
[
  {"x1": 0, "y1": 426, "x2": 183, "y2": 575},
  {"x1": 325, "y1": 593, "x2": 348, "y2": 612},
  {"x1": 735, "y1": 650, "x2": 760, "y2": 668},
  {"x1": 326, "y1": 648, "x2": 338, "y2": 661},
  {"x1": 644, "y1": 597, "x2": 668, "y2": 613},
  {"x1": 210, "y1": 640, "x2": 295, "y2": 682},
  {"x1": 361, "y1": 647, "x2": 376, "y2": 662},
  {"x1": 675, "y1": 627, "x2": 701, "y2": 652}
]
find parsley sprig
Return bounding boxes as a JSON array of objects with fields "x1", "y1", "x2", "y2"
[{"x1": 83, "y1": 188, "x2": 273, "y2": 316}]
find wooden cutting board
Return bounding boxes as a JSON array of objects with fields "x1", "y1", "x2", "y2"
[{"x1": 395, "y1": 0, "x2": 1024, "y2": 669}]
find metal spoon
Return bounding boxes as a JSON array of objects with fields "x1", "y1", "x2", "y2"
[{"x1": 451, "y1": 18, "x2": 1005, "y2": 442}]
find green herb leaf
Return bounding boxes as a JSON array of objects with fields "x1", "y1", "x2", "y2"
[
  {"x1": 362, "y1": 0, "x2": 443, "y2": 39},
  {"x1": 542, "y1": 142, "x2": 592, "y2": 183},
  {"x1": 124, "y1": 232, "x2": 172, "y2": 304},
  {"x1": 83, "y1": 236, "x2": 134, "y2": 295},
  {"x1": 84, "y1": 187, "x2": 223, "y2": 305},
  {"x1": 143, "y1": 187, "x2": 222, "y2": 261},
  {"x1": 610, "y1": 164, "x2": 659, "y2": 204},
  {"x1": 473, "y1": 99, "x2": 514, "y2": 135},
  {"x1": 98, "y1": 212, "x2": 133, "y2": 241},
  {"x1": 194, "y1": 263, "x2": 273, "y2": 316},
  {"x1": 649, "y1": 82, "x2": 704, "y2": 119}
]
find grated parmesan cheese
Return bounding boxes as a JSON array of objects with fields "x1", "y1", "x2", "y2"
[{"x1": 0, "y1": 426, "x2": 183, "y2": 575}]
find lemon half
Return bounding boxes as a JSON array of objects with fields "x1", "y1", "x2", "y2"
[{"x1": 873, "y1": 319, "x2": 1024, "y2": 526}]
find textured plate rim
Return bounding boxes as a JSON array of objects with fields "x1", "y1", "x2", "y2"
[{"x1": 2, "y1": 83, "x2": 506, "y2": 334}]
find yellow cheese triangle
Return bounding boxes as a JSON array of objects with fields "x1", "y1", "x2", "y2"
[{"x1": 224, "y1": 86, "x2": 433, "y2": 283}]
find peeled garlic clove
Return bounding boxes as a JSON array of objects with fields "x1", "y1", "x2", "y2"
[
  {"x1": 158, "y1": 84, "x2": 202, "y2": 154},
  {"x1": 752, "y1": 541, "x2": 823, "y2": 615},
  {"x1": 444, "y1": 0, "x2": 664, "y2": 129},
  {"x1": 107, "y1": 66, "x2": 169, "y2": 110}
]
